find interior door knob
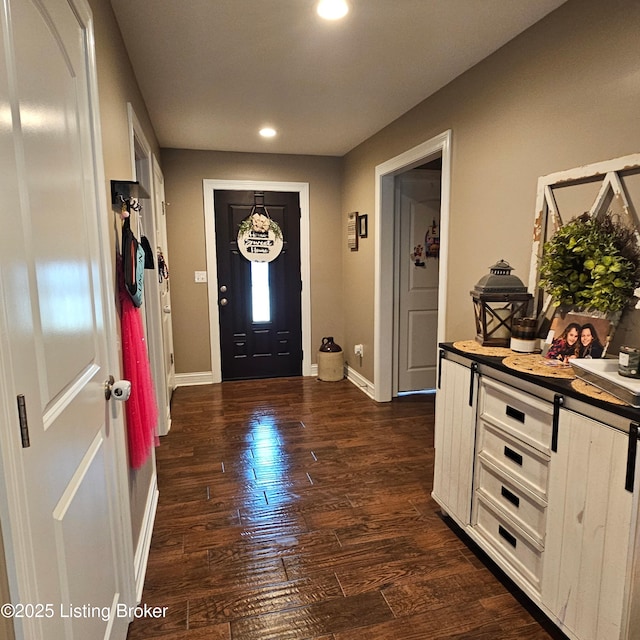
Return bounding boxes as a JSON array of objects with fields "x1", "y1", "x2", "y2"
[
  {"x1": 220, "y1": 285, "x2": 227, "y2": 293},
  {"x1": 104, "y1": 377, "x2": 131, "y2": 401},
  {"x1": 220, "y1": 298, "x2": 228, "y2": 306}
]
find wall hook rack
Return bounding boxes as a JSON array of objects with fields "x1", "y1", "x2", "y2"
[{"x1": 111, "y1": 180, "x2": 150, "y2": 212}]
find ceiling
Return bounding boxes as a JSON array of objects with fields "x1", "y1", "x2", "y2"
[{"x1": 110, "y1": 0, "x2": 567, "y2": 157}]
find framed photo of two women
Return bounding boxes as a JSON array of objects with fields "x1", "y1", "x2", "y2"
[{"x1": 544, "y1": 310, "x2": 613, "y2": 364}]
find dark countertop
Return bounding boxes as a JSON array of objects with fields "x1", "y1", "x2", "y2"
[{"x1": 439, "y1": 342, "x2": 640, "y2": 428}]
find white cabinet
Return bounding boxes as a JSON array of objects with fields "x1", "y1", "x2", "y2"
[
  {"x1": 472, "y1": 378, "x2": 553, "y2": 594},
  {"x1": 432, "y1": 356, "x2": 477, "y2": 526},
  {"x1": 543, "y1": 410, "x2": 635, "y2": 640},
  {"x1": 433, "y1": 349, "x2": 640, "y2": 640}
]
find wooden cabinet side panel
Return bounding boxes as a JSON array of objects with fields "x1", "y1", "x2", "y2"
[
  {"x1": 543, "y1": 411, "x2": 633, "y2": 640},
  {"x1": 595, "y1": 424, "x2": 633, "y2": 640},
  {"x1": 433, "y1": 359, "x2": 475, "y2": 525}
]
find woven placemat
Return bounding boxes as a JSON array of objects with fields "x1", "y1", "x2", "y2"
[
  {"x1": 453, "y1": 340, "x2": 514, "y2": 358},
  {"x1": 571, "y1": 379, "x2": 629, "y2": 406},
  {"x1": 502, "y1": 354, "x2": 576, "y2": 379}
]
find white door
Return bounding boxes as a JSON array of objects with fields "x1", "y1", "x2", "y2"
[
  {"x1": 0, "y1": 1, "x2": 133, "y2": 638},
  {"x1": 152, "y1": 157, "x2": 175, "y2": 433},
  {"x1": 128, "y1": 113, "x2": 169, "y2": 438},
  {"x1": 396, "y1": 170, "x2": 441, "y2": 392}
]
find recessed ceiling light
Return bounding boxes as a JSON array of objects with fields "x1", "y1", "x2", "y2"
[
  {"x1": 259, "y1": 127, "x2": 277, "y2": 138},
  {"x1": 316, "y1": 0, "x2": 349, "y2": 20}
]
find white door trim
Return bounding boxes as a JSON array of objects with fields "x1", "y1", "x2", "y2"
[
  {"x1": 127, "y1": 103, "x2": 168, "y2": 436},
  {"x1": 203, "y1": 179, "x2": 311, "y2": 382},
  {"x1": 374, "y1": 130, "x2": 452, "y2": 402}
]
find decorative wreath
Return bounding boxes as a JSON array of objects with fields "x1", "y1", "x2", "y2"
[
  {"x1": 538, "y1": 212, "x2": 640, "y2": 313},
  {"x1": 238, "y1": 210, "x2": 282, "y2": 240}
]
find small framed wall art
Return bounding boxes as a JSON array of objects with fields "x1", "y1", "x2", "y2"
[
  {"x1": 347, "y1": 211, "x2": 358, "y2": 251},
  {"x1": 358, "y1": 214, "x2": 368, "y2": 238}
]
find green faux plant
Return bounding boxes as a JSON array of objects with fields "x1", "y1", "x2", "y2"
[{"x1": 538, "y1": 212, "x2": 640, "y2": 313}]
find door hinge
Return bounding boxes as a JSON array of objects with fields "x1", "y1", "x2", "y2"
[
  {"x1": 171, "y1": 353, "x2": 174, "y2": 365},
  {"x1": 16, "y1": 395, "x2": 30, "y2": 448}
]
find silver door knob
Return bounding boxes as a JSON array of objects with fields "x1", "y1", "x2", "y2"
[
  {"x1": 220, "y1": 298, "x2": 228, "y2": 306},
  {"x1": 220, "y1": 285, "x2": 227, "y2": 293},
  {"x1": 104, "y1": 377, "x2": 132, "y2": 401}
]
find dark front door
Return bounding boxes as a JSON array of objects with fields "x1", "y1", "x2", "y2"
[{"x1": 214, "y1": 190, "x2": 302, "y2": 380}]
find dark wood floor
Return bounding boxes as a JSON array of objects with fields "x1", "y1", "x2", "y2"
[{"x1": 127, "y1": 377, "x2": 567, "y2": 640}]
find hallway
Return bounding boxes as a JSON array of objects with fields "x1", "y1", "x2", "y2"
[{"x1": 127, "y1": 378, "x2": 565, "y2": 640}]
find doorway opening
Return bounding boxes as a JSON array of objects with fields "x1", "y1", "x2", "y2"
[
  {"x1": 203, "y1": 180, "x2": 311, "y2": 383},
  {"x1": 374, "y1": 130, "x2": 452, "y2": 402},
  {"x1": 128, "y1": 104, "x2": 170, "y2": 437},
  {"x1": 393, "y1": 158, "x2": 442, "y2": 395}
]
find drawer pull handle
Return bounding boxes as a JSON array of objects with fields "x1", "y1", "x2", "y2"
[
  {"x1": 501, "y1": 485, "x2": 520, "y2": 508},
  {"x1": 504, "y1": 446, "x2": 523, "y2": 466},
  {"x1": 498, "y1": 525, "x2": 517, "y2": 548},
  {"x1": 505, "y1": 405, "x2": 525, "y2": 423}
]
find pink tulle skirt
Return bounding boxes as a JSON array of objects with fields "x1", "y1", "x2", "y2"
[{"x1": 118, "y1": 258, "x2": 158, "y2": 469}]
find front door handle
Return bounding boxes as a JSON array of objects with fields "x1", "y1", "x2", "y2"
[{"x1": 220, "y1": 298, "x2": 228, "y2": 306}]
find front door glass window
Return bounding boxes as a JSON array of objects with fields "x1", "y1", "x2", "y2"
[{"x1": 251, "y1": 261, "x2": 271, "y2": 322}]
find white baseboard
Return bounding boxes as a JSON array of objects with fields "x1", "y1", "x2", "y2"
[
  {"x1": 134, "y1": 473, "x2": 159, "y2": 603},
  {"x1": 175, "y1": 367, "x2": 375, "y2": 399},
  {"x1": 174, "y1": 371, "x2": 214, "y2": 387},
  {"x1": 346, "y1": 365, "x2": 375, "y2": 399},
  {"x1": 310, "y1": 363, "x2": 375, "y2": 399}
]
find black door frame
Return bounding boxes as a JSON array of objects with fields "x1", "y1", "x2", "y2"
[{"x1": 203, "y1": 179, "x2": 311, "y2": 383}]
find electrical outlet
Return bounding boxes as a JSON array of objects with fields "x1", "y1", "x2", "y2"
[
  {"x1": 194, "y1": 271, "x2": 207, "y2": 283},
  {"x1": 354, "y1": 344, "x2": 363, "y2": 356}
]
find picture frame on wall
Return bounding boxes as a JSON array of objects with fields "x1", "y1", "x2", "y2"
[
  {"x1": 347, "y1": 212, "x2": 358, "y2": 251},
  {"x1": 358, "y1": 214, "x2": 368, "y2": 238}
]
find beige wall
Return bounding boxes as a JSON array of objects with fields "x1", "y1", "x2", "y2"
[
  {"x1": 88, "y1": 0, "x2": 160, "y2": 560},
  {"x1": 161, "y1": 149, "x2": 343, "y2": 374},
  {"x1": 342, "y1": 0, "x2": 640, "y2": 381},
  {"x1": 137, "y1": 0, "x2": 640, "y2": 388}
]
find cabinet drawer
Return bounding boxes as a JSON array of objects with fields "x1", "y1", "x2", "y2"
[
  {"x1": 475, "y1": 456, "x2": 546, "y2": 543},
  {"x1": 478, "y1": 421, "x2": 549, "y2": 498},
  {"x1": 480, "y1": 378, "x2": 553, "y2": 453},
  {"x1": 473, "y1": 496, "x2": 542, "y2": 591}
]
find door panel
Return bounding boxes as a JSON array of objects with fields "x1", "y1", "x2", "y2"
[
  {"x1": 398, "y1": 180, "x2": 441, "y2": 392},
  {"x1": 153, "y1": 158, "x2": 174, "y2": 433},
  {"x1": 0, "y1": 1, "x2": 131, "y2": 637},
  {"x1": 214, "y1": 190, "x2": 302, "y2": 380}
]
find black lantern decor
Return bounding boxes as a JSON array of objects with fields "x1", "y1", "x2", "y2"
[{"x1": 471, "y1": 259, "x2": 533, "y2": 347}]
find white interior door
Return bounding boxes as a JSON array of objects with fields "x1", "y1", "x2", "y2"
[
  {"x1": 396, "y1": 170, "x2": 441, "y2": 393},
  {"x1": 152, "y1": 156, "x2": 175, "y2": 433},
  {"x1": 128, "y1": 109, "x2": 168, "y2": 438},
  {"x1": 0, "y1": 1, "x2": 133, "y2": 638}
]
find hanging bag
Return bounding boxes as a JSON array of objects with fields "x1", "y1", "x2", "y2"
[
  {"x1": 140, "y1": 235, "x2": 155, "y2": 269},
  {"x1": 122, "y1": 216, "x2": 145, "y2": 307}
]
